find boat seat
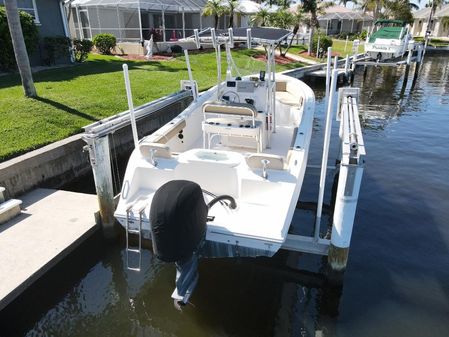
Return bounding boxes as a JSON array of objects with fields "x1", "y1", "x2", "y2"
[
  {"x1": 140, "y1": 143, "x2": 172, "y2": 159},
  {"x1": 276, "y1": 81, "x2": 287, "y2": 92},
  {"x1": 202, "y1": 102, "x2": 262, "y2": 152},
  {"x1": 246, "y1": 153, "x2": 284, "y2": 170},
  {"x1": 203, "y1": 102, "x2": 258, "y2": 120},
  {"x1": 150, "y1": 118, "x2": 186, "y2": 144},
  {"x1": 276, "y1": 91, "x2": 301, "y2": 107}
]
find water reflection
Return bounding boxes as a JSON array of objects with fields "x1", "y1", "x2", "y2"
[
  {"x1": 357, "y1": 63, "x2": 425, "y2": 131},
  {"x1": 0, "y1": 237, "x2": 342, "y2": 337}
]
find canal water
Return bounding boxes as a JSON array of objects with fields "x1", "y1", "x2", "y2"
[{"x1": 1, "y1": 55, "x2": 448, "y2": 337}]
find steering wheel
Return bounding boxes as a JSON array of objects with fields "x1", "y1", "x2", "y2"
[{"x1": 221, "y1": 91, "x2": 240, "y2": 103}]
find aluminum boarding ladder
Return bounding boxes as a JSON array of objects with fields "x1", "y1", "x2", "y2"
[{"x1": 125, "y1": 201, "x2": 146, "y2": 271}]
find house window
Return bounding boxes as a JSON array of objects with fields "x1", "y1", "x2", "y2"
[{"x1": 0, "y1": 0, "x2": 40, "y2": 24}]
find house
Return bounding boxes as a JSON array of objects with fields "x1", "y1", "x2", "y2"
[
  {"x1": 0, "y1": 0, "x2": 72, "y2": 66},
  {"x1": 288, "y1": 4, "x2": 373, "y2": 37},
  {"x1": 317, "y1": 5, "x2": 373, "y2": 36},
  {"x1": 412, "y1": 4, "x2": 449, "y2": 38},
  {"x1": 66, "y1": 0, "x2": 260, "y2": 54}
]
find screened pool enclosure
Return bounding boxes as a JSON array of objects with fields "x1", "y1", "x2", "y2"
[{"x1": 67, "y1": 0, "x2": 214, "y2": 42}]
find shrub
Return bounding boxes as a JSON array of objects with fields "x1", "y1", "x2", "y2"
[
  {"x1": 170, "y1": 44, "x2": 183, "y2": 54},
  {"x1": 311, "y1": 32, "x2": 332, "y2": 55},
  {"x1": 92, "y1": 33, "x2": 116, "y2": 54},
  {"x1": 43, "y1": 36, "x2": 71, "y2": 65},
  {"x1": 359, "y1": 30, "x2": 368, "y2": 41},
  {"x1": 0, "y1": 7, "x2": 39, "y2": 70},
  {"x1": 337, "y1": 32, "x2": 360, "y2": 41},
  {"x1": 72, "y1": 38, "x2": 93, "y2": 62}
]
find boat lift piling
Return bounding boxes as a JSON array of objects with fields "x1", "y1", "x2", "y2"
[{"x1": 328, "y1": 89, "x2": 365, "y2": 270}]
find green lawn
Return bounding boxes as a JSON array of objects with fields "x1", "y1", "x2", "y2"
[
  {"x1": 0, "y1": 49, "x2": 303, "y2": 161},
  {"x1": 288, "y1": 39, "x2": 364, "y2": 61}
]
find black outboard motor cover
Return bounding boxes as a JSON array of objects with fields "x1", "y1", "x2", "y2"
[{"x1": 150, "y1": 180, "x2": 207, "y2": 262}]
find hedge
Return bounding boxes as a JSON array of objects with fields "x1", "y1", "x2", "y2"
[{"x1": 0, "y1": 7, "x2": 38, "y2": 70}]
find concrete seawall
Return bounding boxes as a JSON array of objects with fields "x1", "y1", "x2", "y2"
[{"x1": 0, "y1": 96, "x2": 192, "y2": 199}]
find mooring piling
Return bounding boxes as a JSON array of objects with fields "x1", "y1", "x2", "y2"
[{"x1": 84, "y1": 135, "x2": 117, "y2": 239}]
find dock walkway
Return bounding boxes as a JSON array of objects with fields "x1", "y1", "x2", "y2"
[{"x1": 0, "y1": 188, "x2": 98, "y2": 310}]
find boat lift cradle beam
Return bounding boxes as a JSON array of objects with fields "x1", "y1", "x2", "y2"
[{"x1": 282, "y1": 88, "x2": 365, "y2": 272}]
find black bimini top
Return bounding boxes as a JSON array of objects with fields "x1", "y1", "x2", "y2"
[{"x1": 198, "y1": 27, "x2": 292, "y2": 45}]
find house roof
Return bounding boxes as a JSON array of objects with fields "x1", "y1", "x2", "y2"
[
  {"x1": 71, "y1": 0, "x2": 208, "y2": 13},
  {"x1": 289, "y1": 4, "x2": 373, "y2": 21},
  {"x1": 319, "y1": 7, "x2": 373, "y2": 21},
  {"x1": 414, "y1": 4, "x2": 449, "y2": 19},
  {"x1": 71, "y1": 0, "x2": 260, "y2": 14},
  {"x1": 323, "y1": 5, "x2": 353, "y2": 14}
]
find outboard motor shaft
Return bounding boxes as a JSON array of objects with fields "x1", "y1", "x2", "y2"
[{"x1": 150, "y1": 180, "x2": 236, "y2": 306}]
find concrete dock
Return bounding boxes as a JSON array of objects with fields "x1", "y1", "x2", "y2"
[{"x1": 0, "y1": 188, "x2": 98, "y2": 310}]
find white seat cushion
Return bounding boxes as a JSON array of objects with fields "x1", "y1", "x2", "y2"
[{"x1": 276, "y1": 91, "x2": 299, "y2": 106}]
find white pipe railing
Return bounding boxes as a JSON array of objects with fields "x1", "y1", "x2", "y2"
[
  {"x1": 325, "y1": 47, "x2": 332, "y2": 102},
  {"x1": 122, "y1": 64, "x2": 139, "y2": 148},
  {"x1": 315, "y1": 68, "x2": 338, "y2": 240},
  {"x1": 184, "y1": 49, "x2": 197, "y2": 101}
]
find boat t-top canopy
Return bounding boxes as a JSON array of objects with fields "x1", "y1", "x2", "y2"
[{"x1": 197, "y1": 27, "x2": 292, "y2": 46}]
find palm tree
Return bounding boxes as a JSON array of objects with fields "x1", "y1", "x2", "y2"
[
  {"x1": 226, "y1": 0, "x2": 239, "y2": 28},
  {"x1": 302, "y1": 1, "x2": 333, "y2": 54},
  {"x1": 339, "y1": 0, "x2": 358, "y2": 7},
  {"x1": 286, "y1": 8, "x2": 305, "y2": 51},
  {"x1": 4, "y1": 0, "x2": 36, "y2": 97},
  {"x1": 383, "y1": 0, "x2": 414, "y2": 23},
  {"x1": 250, "y1": 8, "x2": 272, "y2": 27},
  {"x1": 203, "y1": 0, "x2": 226, "y2": 30},
  {"x1": 358, "y1": 0, "x2": 386, "y2": 20},
  {"x1": 424, "y1": 0, "x2": 445, "y2": 47},
  {"x1": 278, "y1": 0, "x2": 292, "y2": 9}
]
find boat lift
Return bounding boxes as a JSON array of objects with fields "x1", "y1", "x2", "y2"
[{"x1": 82, "y1": 28, "x2": 366, "y2": 272}]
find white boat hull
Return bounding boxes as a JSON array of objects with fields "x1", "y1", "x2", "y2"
[
  {"x1": 365, "y1": 39, "x2": 415, "y2": 61},
  {"x1": 114, "y1": 74, "x2": 315, "y2": 258}
]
